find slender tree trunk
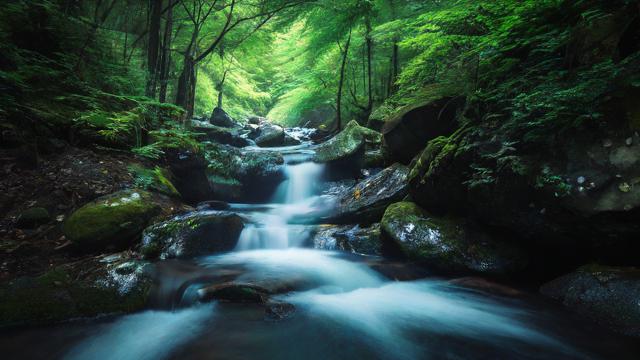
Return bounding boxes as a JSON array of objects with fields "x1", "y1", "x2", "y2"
[
  {"x1": 159, "y1": 1, "x2": 173, "y2": 103},
  {"x1": 146, "y1": 0, "x2": 162, "y2": 98},
  {"x1": 336, "y1": 28, "x2": 352, "y2": 132},
  {"x1": 366, "y1": 17, "x2": 373, "y2": 110}
]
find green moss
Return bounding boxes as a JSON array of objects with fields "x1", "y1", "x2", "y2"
[
  {"x1": 129, "y1": 165, "x2": 181, "y2": 198},
  {"x1": 0, "y1": 264, "x2": 150, "y2": 328},
  {"x1": 63, "y1": 190, "x2": 162, "y2": 250},
  {"x1": 315, "y1": 120, "x2": 382, "y2": 162}
]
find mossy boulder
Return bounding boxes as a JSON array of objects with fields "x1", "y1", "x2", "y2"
[
  {"x1": 141, "y1": 211, "x2": 244, "y2": 259},
  {"x1": 314, "y1": 120, "x2": 382, "y2": 179},
  {"x1": 162, "y1": 147, "x2": 213, "y2": 204},
  {"x1": 381, "y1": 202, "x2": 526, "y2": 275},
  {"x1": 0, "y1": 253, "x2": 152, "y2": 328},
  {"x1": 205, "y1": 143, "x2": 285, "y2": 201},
  {"x1": 63, "y1": 190, "x2": 164, "y2": 251},
  {"x1": 323, "y1": 163, "x2": 409, "y2": 224},
  {"x1": 16, "y1": 207, "x2": 50, "y2": 228},
  {"x1": 192, "y1": 120, "x2": 251, "y2": 147},
  {"x1": 541, "y1": 265, "x2": 640, "y2": 337},
  {"x1": 209, "y1": 107, "x2": 239, "y2": 128},
  {"x1": 129, "y1": 165, "x2": 181, "y2": 198}
]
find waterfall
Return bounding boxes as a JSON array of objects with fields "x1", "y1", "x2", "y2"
[{"x1": 234, "y1": 152, "x2": 326, "y2": 250}]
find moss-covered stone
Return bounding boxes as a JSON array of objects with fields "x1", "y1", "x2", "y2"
[
  {"x1": 16, "y1": 207, "x2": 50, "y2": 228},
  {"x1": 0, "y1": 254, "x2": 152, "y2": 328},
  {"x1": 63, "y1": 189, "x2": 163, "y2": 251},
  {"x1": 314, "y1": 120, "x2": 382, "y2": 163},
  {"x1": 129, "y1": 165, "x2": 181, "y2": 198},
  {"x1": 381, "y1": 202, "x2": 525, "y2": 275},
  {"x1": 141, "y1": 211, "x2": 245, "y2": 259},
  {"x1": 205, "y1": 143, "x2": 284, "y2": 201}
]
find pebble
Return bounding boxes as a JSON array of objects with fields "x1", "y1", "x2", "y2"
[
  {"x1": 625, "y1": 137, "x2": 633, "y2": 146},
  {"x1": 603, "y1": 139, "x2": 613, "y2": 148},
  {"x1": 577, "y1": 176, "x2": 586, "y2": 184}
]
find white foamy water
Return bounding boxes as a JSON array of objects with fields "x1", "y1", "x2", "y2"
[
  {"x1": 235, "y1": 155, "x2": 326, "y2": 250},
  {"x1": 64, "y1": 304, "x2": 215, "y2": 360}
]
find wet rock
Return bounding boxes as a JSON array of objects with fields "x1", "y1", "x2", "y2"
[
  {"x1": 383, "y1": 94, "x2": 464, "y2": 163},
  {"x1": 323, "y1": 163, "x2": 409, "y2": 224},
  {"x1": 0, "y1": 253, "x2": 152, "y2": 328},
  {"x1": 314, "y1": 120, "x2": 382, "y2": 179},
  {"x1": 265, "y1": 300, "x2": 296, "y2": 321},
  {"x1": 63, "y1": 190, "x2": 165, "y2": 251},
  {"x1": 380, "y1": 202, "x2": 526, "y2": 275},
  {"x1": 198, "y1": 282, "x2": 269, "y2": 303},
  {"x1": 16, "y1": 207, "x2": 50, "y2": 228},
  {"x1": 205, "y1": 144, "x2": 285, "y2": 202},
  {"x1": 141, "y1": 211, "x2": 244, "y2": 259},
  {"x1": 209, "y1": 107, "x2": 239, "y2": 128},
  {"x1": 255, "y1": 123, "x2": 285, "y2": 147},
  {"x1": 541, "y1": 265, "x2": 640, "y2": 337},
  {"x1": 313, "y1": 223, "x2": 381, "y2": 256},
  {"x1": 367, "y1": 104, "x2": 393, "y2": 132}
]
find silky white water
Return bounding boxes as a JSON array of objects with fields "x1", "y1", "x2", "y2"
[{"x1": 46, "y1": 143, "x2": 634, "y2": 360}]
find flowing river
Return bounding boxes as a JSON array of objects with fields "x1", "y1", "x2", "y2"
[{"x1": 1, "y1": 139, "x2": 638, "y2": 360}]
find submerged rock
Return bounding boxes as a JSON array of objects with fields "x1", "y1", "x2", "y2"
[
  {"x1": 63, "y1": 190, "x2": 167, "y2": 251},
  {"x1": 0, "y1": 253, "x2": 152, "y2": 328},
  {"x1": 541, "y1": 265, "x2": 640, "y2": 337},
  {"x1": 314, "y1": 120, "x2": 382, "y2": 179},
  {"x1": 380, "y1": 202, "x2": 526, "y2": 275},
  {"x1": 323, "y1": 163, "x2": 409, "y2": 224},
  {"x1": 198, "y1": 282, "x2": 269, "y2": 303},
  {"x1": 141, "y1": 211, "x2": 244, "y2": 259},
  {"x1": 313, "y1": 223, "x2": 382, "y2": 256}
]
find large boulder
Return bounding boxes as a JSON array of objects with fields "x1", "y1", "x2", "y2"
[
  {"x1": 255, "y1": 123, "x2": 285, "y2": 147},
  {"x1": 192, "y1": 120, "x2": 251, "y2": 147},
  {"x1": 382, "y1": 90, "x2": 464, "y2": 164},
  {"x1": 0, "y1": 253, "x2": 152, "y2": 328},
  {"x1": 63, "y1": 190, "x2": 168, "y2": 251},
  {"x1": 380, "y1": 202, "x2": 526, "y2": 275},
  {"x1": 209, "y1": 107, "x2": 238, "y2": 128},
  {"x1": 205, "y1": 144, "x2": 285, "y2": 202},
  {"x1": 141, "y1": 211, "x2": 244, "y2": 259},
  {"x1": 322, "y1": 163, "x2": 409, "y2": 224},
  {"x1": 541, "y1": 265, "x2": 640, "y2": 337},
  {"x1": 314, "y1": 120, "x2": 382, "y2": 179}
]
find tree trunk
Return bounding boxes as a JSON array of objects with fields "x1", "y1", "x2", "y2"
[
  {"x1": 366, "y1": 17, "x2": 373, "y2": 110},
  {"x1": 146, "y1": 0, "x2": 162, "y2": 98},
  {"x1": 158, "y1": 1, "x2": 173, "y2": 103},
  {"x1": 336, "y1": 29, "x2": 352, "y2": 132}
]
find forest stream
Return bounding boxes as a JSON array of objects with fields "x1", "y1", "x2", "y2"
[{"x1": 1, "y1": 137, "x2": 638, "y2": 360}]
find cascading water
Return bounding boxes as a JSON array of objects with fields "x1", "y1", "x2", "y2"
[
  {"x1": 234, "y1": 149, "x2": 327, "y2": 250},
  {"x1": 4, "y1": 130, "x2": 638, "y2": 360}
]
